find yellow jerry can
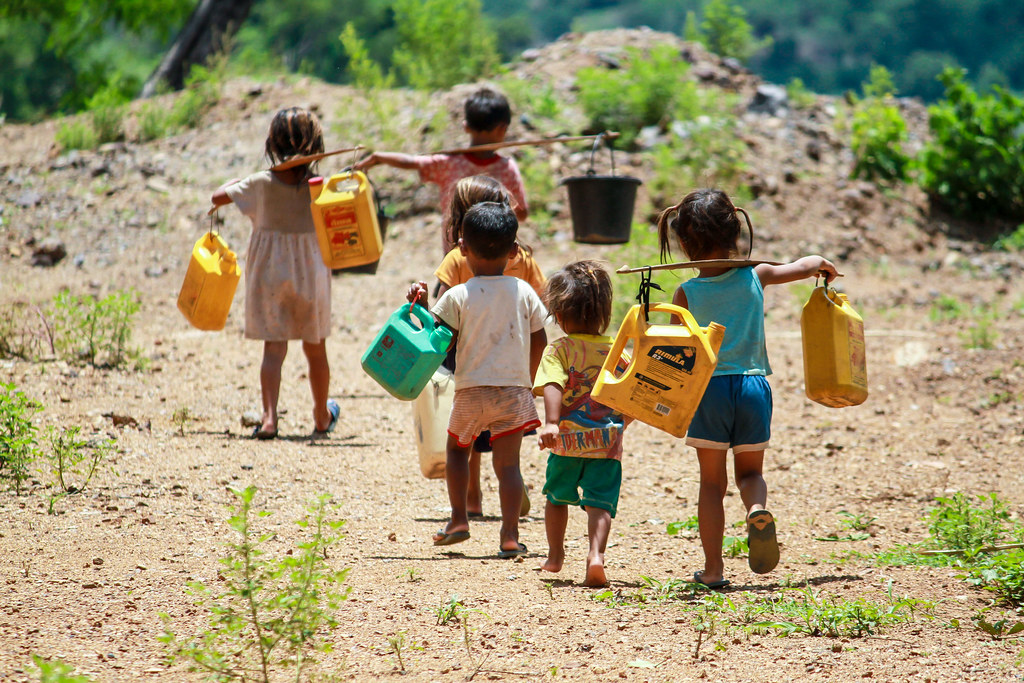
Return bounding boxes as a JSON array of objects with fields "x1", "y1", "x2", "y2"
[
  {"x1": 177, "y1": 231, "x2": 241, "y2": 331},
  {"x1": 801, "y1": 285, "x2": 868, "y2": 407},
  {"x1": 592, "y1": 303, "x2": 725, "y2": 437},
  {"x1": 309, "y1": 171, "x2": 383, "y2": 270}
]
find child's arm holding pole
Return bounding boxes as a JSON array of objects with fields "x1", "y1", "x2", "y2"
[
  {"x1": 755, "y1": 255, "x2": 838, "y2": 286},
  {"x1": 355, "y1": 152, "x2": 420, "y2": 171}
]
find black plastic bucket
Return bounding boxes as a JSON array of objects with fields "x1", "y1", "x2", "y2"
[
  {"x1": 560, "y1": 136, "x2": 641, "y2": 244},
  {"x1": 563, "y1": 174, "x2": 641, "y2": 244}
]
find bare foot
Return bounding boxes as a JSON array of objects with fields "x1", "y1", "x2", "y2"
[
  {"x1": 539, "y1": 556, "x2": 562, "y2": 573},
  {"x1": 583, "y1": 557, "x2": 608, "y2": 587}
]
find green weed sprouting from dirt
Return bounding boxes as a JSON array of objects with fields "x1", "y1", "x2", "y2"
[
  {"x1": 41, "y1": 426, "x2": 116, "y2": 512},
  {"x1": 927, "y1": 492, "x2": 1015, "y2": 552},
  {"x1": 386, "y1": 631, "x2": 407, "y2": 673},
  {"x1": 172, "y1": 407, "x2": 196, "y2": 436},
  {"x1": 159, "y1": 486, "x2": 350, "y2": 683},
  {"x1": 743, "y1": 584, "x2": 933, "y2": 638},
  {"x1": 29, "y1": 655, "x2": 96, "y2": 682},
  {"x1": 0, "y1": 383, "x2": 41, "y2": 494},
  {"x1": 50, "y1": 289, "x2": 143, "y2": 368},
  {"x1": 0, "y1": 302, "x2": 53, "y2": 360},
  {"x1": 435, "y1": 594, "x2": 468, "y2": 626},
  {"x1": 666, "y1": 516, "x2": 700, "y2": 536}
]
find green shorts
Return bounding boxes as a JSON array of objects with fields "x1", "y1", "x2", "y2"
[{"x1": 542, "y1": 454, "x2": 622, "y2": 518}]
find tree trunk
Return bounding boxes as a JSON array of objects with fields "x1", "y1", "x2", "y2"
[{"x1": 141, "y1": 0, "x2": 255, "y2": 97}]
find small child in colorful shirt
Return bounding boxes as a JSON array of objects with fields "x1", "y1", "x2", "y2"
[
  {"x1": 534, "y1": 260, "x2": 630, "y2": 587},
  {"x1": 355, "y1": 87, "x2": 528, "y2": 255}
]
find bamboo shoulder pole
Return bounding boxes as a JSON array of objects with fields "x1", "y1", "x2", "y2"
[
  {"x1": 616, "y1": 259, "x2": 782, "y2": 274},
  {"x1": 436, "y1": 131, "x2": 620, "y2": 155},
  {"x1": 269, "y1": 145, "x2": 364, "y2": 172}
]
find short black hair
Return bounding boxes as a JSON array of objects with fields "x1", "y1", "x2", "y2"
[
  {"x1": 461, "y1": 202, "x2": 518, "y2": 260},
  {"x1": 464, "y1": 88, "x2": 511, "y2": 132}
]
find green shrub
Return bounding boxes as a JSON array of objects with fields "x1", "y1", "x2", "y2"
[
  {"x1": 927, "y1": 492, "x2": 1014, "y2": 552},
  {"x1": 993, "y1": 224, "x2": 1024, "y2": 252},
  {"x1": 55, "y1": 119, "x2": 99, "y2": 150},
  {"x1": 160, "y1": 486, "x2": 350, "y2": 682},
  {"x1": 30, "y1": 655, "x2": 95, "y2": 683},
  {"x1": 169, "y1": 63, "x2": 222, "y2": 130},
  {"x1": 49, "y1": 289, "x2": 142, "y2": 368},
  {"x1": 87, "y1": 85, "x2": 127, "y2": 144},
  {"x1": 850, "y1": 65, "x2": 909, "y2": 183},
  {"x1": 576, "y1": 44, "x2": 691, "y2": 147},
  {"x1": 391, "y1": 0, "x2": 498, "y2": 90},
  {"x1": 137, "y1": 102, "x2": 173, "y2": 142},
  {"x1": 917, "y1": 68, "x2": 1024, "y2": 222},
  {"x1": 692, "y1": 0, "x2": 772, "y2": 64},
  {"x1": 340, "y1": 22, "x2": 394, "y2": 91},
  {"x1": 786, "y1": 77, "x2": 817, "y2": 110},
  {"x1": 0, "y1": 383, "x2": 41, "y2": 493}
]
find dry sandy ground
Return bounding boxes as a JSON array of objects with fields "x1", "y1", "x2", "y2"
[{"x1": 3, "y1": 36, "x2": 1024, "y2": 682}]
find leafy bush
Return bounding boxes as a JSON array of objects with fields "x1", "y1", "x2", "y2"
[
  {"x1": 391, "y1": 0, "x2": 498, "y2": 90},
  {"x1": 0, "y1": 383, "x2": 41, "y2": 493},
  {"x1": 169, "y1": 62, "x2": 222, "y2": 130},
  {"x1": 55, "y1": 119, "x2": 99, "y2": 151},
  {"x1": 160, "y1": 486, "x2": 350, "y2": 682},
  {"x1": 691, "y1": 0, "x2": 772, "y2": 64},
  {"x1": 30, "y1": 655, "x2": 95, "y2": 683},
  {"x1": 576, "y1": 44, "x2": 691, "y2": 147},
  {"x1": 917, "y1": 68, "x2": 1024, "y2": 222},
  {"x1": 927, "y1": 492, "x2": 1014, "y2": 552},
  {"x1": 49, "y1": 289, "x2": 142, "y2": 368},
  {"x1": 340, "y1": 22, "x2": 394, "y2": 92},
  {"x1": 86, "y1": 84, "x2": 128, "y2": 144},
  {"x1": 993, "y1": 224, "x2": 1024, "y2": 252},
  {"x1": 786, "y1": 77, "x2": 817, "y2": 110},
  {"x1": 850, "y1": 65, "x2": 909, "y2": 183}
]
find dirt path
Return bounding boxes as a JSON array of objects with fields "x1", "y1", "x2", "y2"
[{"x1": 3, "y1": 40, "x2": 1024, "y2": 681}]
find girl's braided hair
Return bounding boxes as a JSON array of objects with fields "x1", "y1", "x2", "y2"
[
  {"x1": 265, "y1": 107, "x2": 325, "y2": 175},
  {"x1": 543, "y1": 260, "x2": 613, "y2": 334},
  {"x1": 656, "y1": 188, "x2": 752, "y2": 262}
]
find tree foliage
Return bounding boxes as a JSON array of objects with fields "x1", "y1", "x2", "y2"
[
  {"x1": 391, "y1": 0, "x2": 498, "y2": 90},
  {"x1": 917, "y1": 68, "x2": 1024, "y2": 223}
]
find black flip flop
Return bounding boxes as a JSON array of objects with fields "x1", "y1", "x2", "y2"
[
  {"x1": 252, "y1": 426, "x2": 277, "y2": 440},
  {"x1": 692, "y1": 571, "x2": 730, "y2": 589},
  {"x1": 498, "y1": 542, "x2": 528, "y2": 559}
]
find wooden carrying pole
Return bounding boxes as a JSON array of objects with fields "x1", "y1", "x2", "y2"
[
  {"x1": 269, "y1": 145, "x2": 364, "y2": 172},
  {"x1": 436, "y1": 131, "x2": 620, "y2": 155},
  {"x1": 616, "y1": 259, "x2": 782, "y2": 274}
]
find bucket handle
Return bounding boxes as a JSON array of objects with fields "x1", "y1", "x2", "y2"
[{"x1": 586, "y1": 131, "x2": 616, "y2": 177}]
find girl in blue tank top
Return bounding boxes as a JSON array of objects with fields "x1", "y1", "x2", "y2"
[{"x1": 656, "y1": 188, "x2": 839, "y2": 589}]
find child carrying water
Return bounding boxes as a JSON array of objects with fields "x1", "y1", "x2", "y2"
[
  {"x1": 534, "y1": 261, "x2": 630, "y2": 587},
  {"x1": 210, "y1": 107, "x2": 339, "y2": 439},
  {"x1": 408, "y1": 202, "x2": 547, "y2": 557},
  {"x1": 435, "y1": 175, "x2": 546, "y2": 518},
  {"x1": 355, "y1": 87, "x2": 529, "y2": 255},
  {"x1": 657, "y1": 188, "x2": 838, "y2": 587}
]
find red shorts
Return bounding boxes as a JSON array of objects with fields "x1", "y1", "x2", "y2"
[{"x1": 447, "y1": 386, "x2": 540, "y2": 448}]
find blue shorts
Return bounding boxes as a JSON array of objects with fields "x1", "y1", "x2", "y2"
[{"x1": 685, "y1": 374, "x2": 772, "y2": 453}]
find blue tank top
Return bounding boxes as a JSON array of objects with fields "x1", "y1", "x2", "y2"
[{"x1": 680, "y1": 266, "x2": 772, "y2": 376}]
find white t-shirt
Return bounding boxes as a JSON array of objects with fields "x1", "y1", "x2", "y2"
[{"x1": 431, "y1": 275, "x2": 548, "y2": 390}]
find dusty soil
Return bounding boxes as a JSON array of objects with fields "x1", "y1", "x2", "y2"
[{"x1": 3, "y1": 29, "x2": 1024, "y2": 683}]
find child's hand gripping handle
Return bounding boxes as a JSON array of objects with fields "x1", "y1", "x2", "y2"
[{"x1": 407, "y1": 281, "x2": 429, "y2": 307}]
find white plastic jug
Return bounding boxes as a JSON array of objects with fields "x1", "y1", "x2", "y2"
[{"x1": 411, "y1": 366, "x2": 454, "y2": 478}]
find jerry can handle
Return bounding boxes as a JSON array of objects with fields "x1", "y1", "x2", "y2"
[
  {"x1": 602, "y1": 304, "x2": 641, "y2": 383},
  {"x1": 814, "y1": 273, "x2": 841, "y2": 307}
]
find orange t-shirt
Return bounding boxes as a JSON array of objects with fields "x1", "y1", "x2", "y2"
[{"x1": 434, "y1": 248, "x2": 546, "y2": 296}]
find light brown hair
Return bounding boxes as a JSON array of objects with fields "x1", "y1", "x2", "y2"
[{"x1": 543, "y1": 260, "x2": 613, "y2": 334}]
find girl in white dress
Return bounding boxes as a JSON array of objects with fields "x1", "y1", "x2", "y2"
[{"x1": 211, "y1": 107, "x2": 338, "y2": 439}]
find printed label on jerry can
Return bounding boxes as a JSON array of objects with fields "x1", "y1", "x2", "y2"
[
  {"x1": 626, "y1": 344, "x2": 699, "y2": 417},
  {"x1": 324, "y1": 205, "x2": 364, "y2": 260},
  {"x1": 848, "y1": 318, "x2": 867, "y2": 387}
]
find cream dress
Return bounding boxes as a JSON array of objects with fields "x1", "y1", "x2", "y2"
[{"x1": 226, "y1": 171, "x2": 331, "y2": 343}]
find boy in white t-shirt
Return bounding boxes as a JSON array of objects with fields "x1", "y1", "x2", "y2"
[{"x1": 408, "y1": 202, "x2": 547, "y2": 558}]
